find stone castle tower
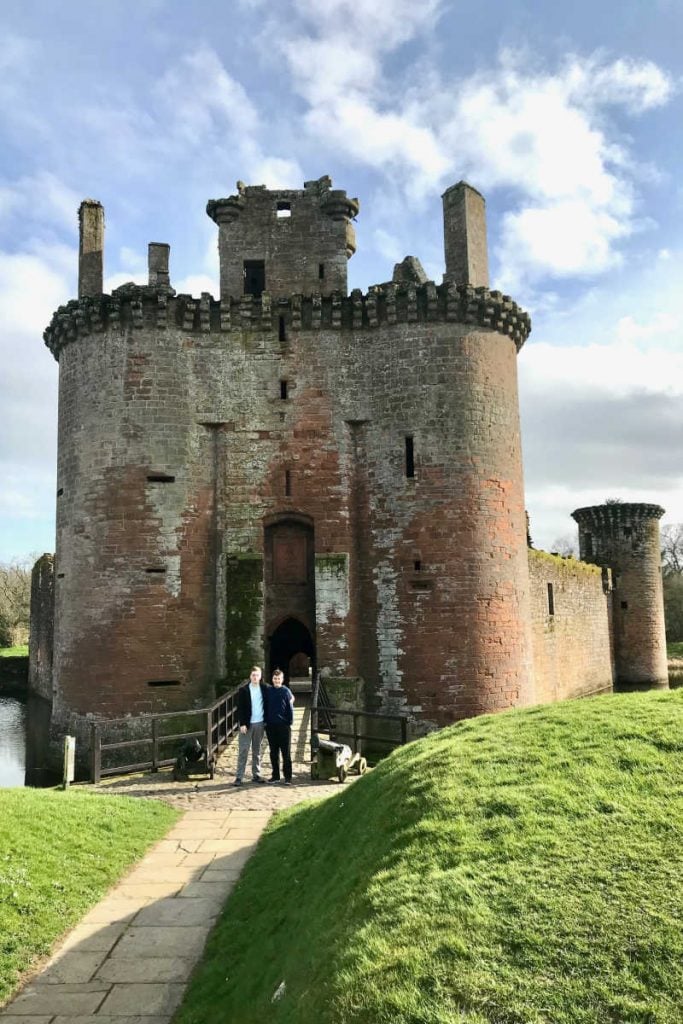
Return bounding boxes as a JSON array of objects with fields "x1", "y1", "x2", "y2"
[{"x1": 37, "y1": 174, "x2": 668, "y2": 755}]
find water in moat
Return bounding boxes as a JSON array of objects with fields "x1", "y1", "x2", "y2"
[{"x1": 0, "y1": 695, "x2": 27, "y2": 787}]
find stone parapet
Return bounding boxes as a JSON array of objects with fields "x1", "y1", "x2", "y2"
[{"x1": 44, "y1": 280, "x2": 531, "y2": 358}]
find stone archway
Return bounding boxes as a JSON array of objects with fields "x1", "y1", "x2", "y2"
[{"x1": 268, "y1": 617, "x2": 315, "y2": 683}]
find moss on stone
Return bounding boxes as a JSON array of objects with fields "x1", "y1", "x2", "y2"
[
  {"x1": 528, "y1": 548, "x2": 602, "y2": 576},
  {"x1": 315, "y1": 554, "x2": 348, "y2": 576},
  {"x1": 224, "y1": 555, "x2": 263, "y2": 692}
]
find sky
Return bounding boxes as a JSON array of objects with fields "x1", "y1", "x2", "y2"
[{"x1": 1, "y1": 0, "x2": 682, "y2": 562}]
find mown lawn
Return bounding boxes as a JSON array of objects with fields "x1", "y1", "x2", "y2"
[
  {"x1": 0, "y1": 646, "x2": 28, "y2": 658},
  {"x1": 0, "y1": 789, "x2": 178, "y2": 1005},
  {"x1": 175, "y1": 690, "x2": 683, "y2": 1024}
]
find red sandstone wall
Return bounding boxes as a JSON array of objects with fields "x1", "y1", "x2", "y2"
[{"x1": 528, "y1": 550, "x2": 614, "y2": 702}]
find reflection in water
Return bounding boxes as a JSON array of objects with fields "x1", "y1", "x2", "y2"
[{"x1": 0, "y1": 696, "x2": 27, "y2": 787}]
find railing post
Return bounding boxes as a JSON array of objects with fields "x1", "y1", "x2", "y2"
[
  {"x1": 151, "y1": 717, "x2": 158, "y2": 772},
  {"x1": 401, "y1": 716, "x2": 407, "y2": 746},
  {"x1": 205, "y1": 710, "x2": 213, "y2": 759},
  {"x1": 90, "y1": 722, "x2": 101, "y2": 784}
]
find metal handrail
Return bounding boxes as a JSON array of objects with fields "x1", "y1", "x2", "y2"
[{"x1": 90, "y1": 684, "x2": 241, "y2": 783}]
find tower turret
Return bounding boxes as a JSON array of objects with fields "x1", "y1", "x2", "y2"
[
  {"x1": 572, "y1": 502, "x2": 668, "y2": 688},
  {"x1": 442, "y1": 182, "x2": 489, "y2": 287},
  {"x1": 206, "y1": 175, "x2": 359, "y2": 301}
]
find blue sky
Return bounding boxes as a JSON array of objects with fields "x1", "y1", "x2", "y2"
[{"x1": 1, "y1": 0, "x2": 682, "y2": 561}]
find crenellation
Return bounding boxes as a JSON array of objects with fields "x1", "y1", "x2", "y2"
[{"x1": 44, "y1": 281, "x2": 532, "y2": 357}]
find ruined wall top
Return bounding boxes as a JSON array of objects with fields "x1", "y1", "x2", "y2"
[{"x1": 207, "y1": 175, "x2": 360, "y2": 301}]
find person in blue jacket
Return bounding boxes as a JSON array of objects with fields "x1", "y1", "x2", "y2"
[{"x1": 265, "y1": 668, "x2": 295, "y2": 785}]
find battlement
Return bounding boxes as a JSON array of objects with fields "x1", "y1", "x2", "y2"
[
  {"x1": 572, "y1": 503, "x2": 665, "y2": 529},
  {"x1": 43, "y1": 280, "x2": 532, "y2": 358}
]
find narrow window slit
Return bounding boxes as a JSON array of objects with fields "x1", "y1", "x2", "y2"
[
  {"x1": 414, "y1": 560, "x2": 422, "y2": 571},
  {"x1": 279, "y1": 316, "x2": 287, "y2": 342},
  {"x1": 405, "y1": 435, "x2": 415, "y2": 479},
  {"x1": 280, "y1": 379, "x2": 288, "y2": 400},
  {"x1": 285, "y1": 469, "x2": 292, "y2": 497},
  {"x1": 621, "y1": 601, "x2": 629, "y2": 610},
  {"x1": 147, "y1": 474, "x2": 175, "y2": 483},
  {"x1": 57, "y1": 487, "x2": 64, "y2": 497},
  {"x1": 547, "y1": 582, "x2": 555, "y2": 616},
  {"x1": 146, "y1": 567, "x2": 166, "y2": 574},
  {"x1": 147, "y1": 679, "x2": 181, "y2": 688},
  {"x1": 276, "y1": 201, "x2": 291, "y2": 219},
  {"x1": 319, "y1": 263, "x2": 325, "y2": 280}
]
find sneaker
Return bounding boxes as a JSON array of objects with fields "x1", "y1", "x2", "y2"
[
  {"x1": 268, "y1": 777, "x2": 281, "y2": 783},
  {"x1": 232, "y1": 779, "x2": 242, "y2": 786},
  {"x1": 284, "y1": 779, "x2": 293, "y2": 786},
  {"x1": 253, "y1": 776, "x2": 267, "y2": 784}
]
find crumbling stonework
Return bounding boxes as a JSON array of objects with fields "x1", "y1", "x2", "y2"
[
  {"x1": 38, "y1": 175, "x2": 668, "y2": 757},
  {"x1": 28, "y1": 553, "x2": 54, "y2": 703}
]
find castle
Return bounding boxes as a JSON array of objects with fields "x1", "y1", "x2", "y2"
[{"x1": 29, "y1": 175, "x2": 669, "y2": 761}]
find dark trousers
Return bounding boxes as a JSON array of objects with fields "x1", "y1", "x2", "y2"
[{"x1": 266, "y1": 723, "x2": 292, "y2": 781}]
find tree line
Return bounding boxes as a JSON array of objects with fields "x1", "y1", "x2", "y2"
[{"x1": 0, "y1": 560, "x2": 32, "y2": 648}]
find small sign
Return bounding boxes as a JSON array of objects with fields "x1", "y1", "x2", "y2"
[{"x1": 63, "y1": 735, "x2": 76, "y2": 788}]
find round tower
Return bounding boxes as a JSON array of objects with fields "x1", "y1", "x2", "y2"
[{"x1": 572, "y1": 503, "x2": 668, "y2": 688}]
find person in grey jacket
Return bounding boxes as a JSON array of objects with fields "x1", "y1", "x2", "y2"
[{"x1": 233, "y1": 666, "x2": 268, "y2": 785}]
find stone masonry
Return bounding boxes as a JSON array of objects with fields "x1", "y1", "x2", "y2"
[{"x1": 36, "y1": 175, "x2": 669, "y2": 761}]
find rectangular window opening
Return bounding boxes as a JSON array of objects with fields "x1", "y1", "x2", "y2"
[
  {"x1": 276, "y1": 201, "x2": 291, "y2": 218},
  {"x1": 244, "y1": 259, "x2": 265, "y2": 298},
  {"x1": 547, "y1": 582, "x2": 555, "y2": 616},
  {"x1": 414, "y1": 559, "x2": 422, "y2": 571},
  {"x1": 318, "y1": 262, "x2": 325, "y2": 280},
  {"x1": 279, "y1": 316, "x2": 287, "y2": 342},
  {"x1": 56, "y1": 572, "x2": 65, "y2": 579},
  {"x1": 405, "y1": 435, "x2": 415, "y2": 479},
  {"x1": 147, "y1": 473, "x2": 175, "y2": 483},
  {"x1": 621, "y1": 601, "x2": 629, "y2": 610},
  {"x1": 280, "y1": 379, "x2": 288, "y2": 400},
  {"x1": 147, "y1": 679, "x2": 181, "y2": 688},
  {"x1": 145, "y1": 567, "x2": 167, "y2": 574},
  {"x1": 285, "y1": 469, "x2": 292, "y2": 497}
]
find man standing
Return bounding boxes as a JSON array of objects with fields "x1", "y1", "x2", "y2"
[
  {"x1": 265, "y1": 668, "x2": 295, "y2": 785},
  {"x1": 233, "y1": 665, "x2": 268, "y2": 785}
]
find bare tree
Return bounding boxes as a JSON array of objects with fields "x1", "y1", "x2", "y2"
[
  {"x1": 550, "y1": 534, "x2": 579, "y2": 558},
  {"x1": 662, "y1": 525, "x2": 683, "y2": 643},
  {"x1": 0, "y1": 559, "x2": 32, "y2": 647}
]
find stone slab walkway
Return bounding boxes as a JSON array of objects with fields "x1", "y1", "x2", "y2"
[
  {"x1": 0, "y1": 696, "x2": 360, "y2": 1021},
  {"x1": 0, "y1": 807, "x2": 271, "y2": 1022}
]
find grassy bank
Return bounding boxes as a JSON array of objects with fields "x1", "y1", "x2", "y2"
[
  {"x1": 0, "y1": 789, "x2": 178, "y2": 1005},
  {"x1": 175, "y1": 691, "x2": 683, "y2": 1024},
  {"x1": 0, "y1": 646, "x2": 28, "y2": 658}
]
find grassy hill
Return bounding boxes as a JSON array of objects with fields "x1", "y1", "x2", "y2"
[{"x1": 175, "y1": 691, "x2": 683, "y2": 1024}]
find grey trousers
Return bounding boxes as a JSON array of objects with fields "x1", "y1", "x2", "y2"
[{"x1": 235, "y1": 722, "x2": 265, "y2": 781}]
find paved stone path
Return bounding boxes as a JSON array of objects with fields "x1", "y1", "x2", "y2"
[{"x1": 0, "y1": 696, "x2": 356, "y2": 1022}]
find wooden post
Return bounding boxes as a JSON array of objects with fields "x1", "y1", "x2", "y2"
[
  {"x1": 151, "y1": 718, "x2": 158, "y2": 772},
  {"x1": 90, "y1": 722, "x2": 101, "y2": 784}
]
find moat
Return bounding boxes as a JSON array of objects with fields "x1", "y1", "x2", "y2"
[{"x1": 0, "y1": 695, "x2": 27, "y2": 786}]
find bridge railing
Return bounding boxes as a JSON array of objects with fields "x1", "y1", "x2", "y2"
[
  {"x1": 311, "y1": 674, "x2": 408, "y2": 760},
  {"x1": 90, "y1": 684, "x2": 241, "y2": 783}
]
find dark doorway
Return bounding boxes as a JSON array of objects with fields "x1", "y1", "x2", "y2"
[
  {"x1": 244, "y1": 259, "x2": 265, "y2": 298},
  {"x1": 268, "y1": 617, "x2": 315, "y2": 683}
]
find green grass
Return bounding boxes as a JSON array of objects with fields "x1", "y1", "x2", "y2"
[
  {"x1": 175, "y1": 691, "x2": 683, "y2": 1024},
  {"x1": 0, "y1": 790, "x2": 178, "y2": 1004},
  {"x1": 668, "y1": 641, "x2": 683, "y2": 660},
  {"x1": 0, "y1": 646, "x2": 28, "y2": 658}
]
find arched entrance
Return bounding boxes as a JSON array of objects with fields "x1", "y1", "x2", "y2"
[
  {"x1": 268, "y1": 617, "x2": 315, "y2": 682},
  {"x1": 264, "y1": 515, "x2": 316, "y2": 685}
]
